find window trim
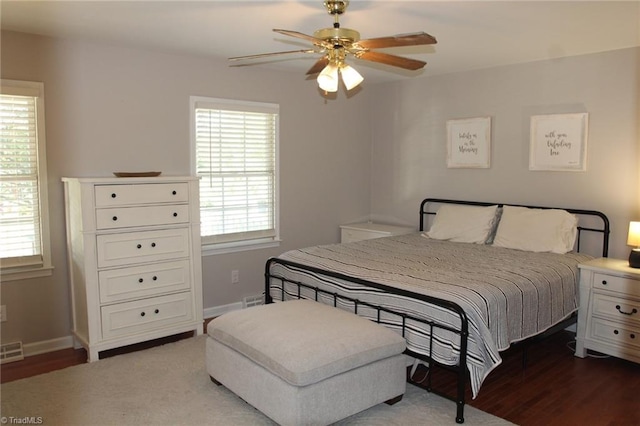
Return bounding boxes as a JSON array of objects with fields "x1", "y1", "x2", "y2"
[
  {"x1": 0, "y1": 79, "x2": 53, "y2": 281},
  {"x1": 189, "y1": 96, "x2": 280, "y2": 255}
]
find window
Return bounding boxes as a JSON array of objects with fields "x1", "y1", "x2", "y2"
[
  {"x1": 0, "y1": 79, "x2": 52, "y2": 280},
  {"x1": 190, "y1": 97, "x2": 279, "y2": 254}
]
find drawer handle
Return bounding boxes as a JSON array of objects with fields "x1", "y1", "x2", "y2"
[
  {"x1": 138, "y1": 278, "x2": 143, "y2": 283},
  {"x1": 613, "y1": 330, "x2": 636, "y2": 339},
  {"x1": 152, "y1": 276, "x2": 157, "y2": 281},
  {"x1": 154, "y1": 309, "x2": 160, "y2": 314},
  {"x1": 111, "y1": 193, "x2": 117, "y2": 198},
  {"x1": 140, "y1": 312, "x2": 146, "y2": 317},
  {"x1": 172, "y1": 190, "x2": 177, "y2": 195},
  {"x1": 615, "y1": 305, "x2": 638, "y2": 316},
  {"x1": 112, "y1": 216, "x2": 118, "y2": 221},
  {"x1": 151, "y1": 242, "x2": 156, "y2": 248},
  {"x1": 601, "y1": 280, "x2": 607, "y2": 285},
  {"x1": 173, "y1": 212, "x2": 178, "y2": 217},
  {"x1": 137, "y1": 244, "x2": 142, "y2": 249}
]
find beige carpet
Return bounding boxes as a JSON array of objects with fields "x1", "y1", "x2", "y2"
[{"x1": 1, "y1": 335, "x2": 513, "y2": 425}]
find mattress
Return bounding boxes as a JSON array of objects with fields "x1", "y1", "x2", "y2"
[{"x1": 268, "y1": 232, "x2": 593, "y2": 397}]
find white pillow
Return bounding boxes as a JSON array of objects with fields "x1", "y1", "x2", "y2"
[
  {"x1": 426, "y1": 204, "x2": 499, "y2": 244},
  {"x1": 492, "y1": 205, "x2": 578, "y2": 254}
]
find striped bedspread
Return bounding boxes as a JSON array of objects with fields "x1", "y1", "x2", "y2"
[{"x1": 268, "y1": 233, "x2": 593, "y2": 397}]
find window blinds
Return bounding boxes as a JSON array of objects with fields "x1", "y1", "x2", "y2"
[
  {"x1": 194, "y1": 100, "x2": 278, "y2": 244},
  {"x1": 0, "y1": 92, "x2": 43, "y2": 266}
]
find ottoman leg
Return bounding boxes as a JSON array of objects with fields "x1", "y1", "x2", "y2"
[{"x1": 385, "y1": 394, "x2": 404, "y2": 405}]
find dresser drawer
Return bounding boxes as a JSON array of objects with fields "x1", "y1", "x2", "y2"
[
  {"x1": 96, "y1": 204, "x2": 189, "y2": 229},
  {"x1": 591, "y1": 317, "x2": 640, "y2": 351},
  {"x1": 592, "y1": 293, "x2": 640, "y2": 325},
  {"x1": 98, "y1": 260, "x2": 191, "y2": 304},
  {"x1": 593, "y1": 273, "x2": 640, "y2": 298},
  {"x1": 97, "y1": 228, "x2": 190, "y2": 268},
  {"x1": 101, "y1": 292, "x2": 193, "y2": 339},
  {"x1": 95, "y1": 183, "x2": 189, "y2": 207}
]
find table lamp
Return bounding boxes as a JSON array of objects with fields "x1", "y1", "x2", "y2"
[{"x1": 628, "y1": 221, "x2": 640, "y2": 268}]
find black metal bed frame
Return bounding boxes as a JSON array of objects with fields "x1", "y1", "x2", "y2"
[{"x1": 264, "y1": 198, "x2": 610, "y2": 423}]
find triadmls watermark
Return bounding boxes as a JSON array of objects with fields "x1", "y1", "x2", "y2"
[{"x1": 1, "y1": 417, "x2": 44, "y2": 425}]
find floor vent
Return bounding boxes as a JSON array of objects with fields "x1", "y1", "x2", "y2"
[
  {"x1": 1, "y1": 341, "x2": 24, "y2": 364},
  {"x1": 243, "y1": 294, "x2": 264, "y2": 309}
]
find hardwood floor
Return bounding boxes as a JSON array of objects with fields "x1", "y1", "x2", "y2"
[
  {"x1": 2, "y1": 328, "x2": 639, "y2": 425},
  {"x1": 413, "y1": 331, "x2": 640, "y2": 425}
]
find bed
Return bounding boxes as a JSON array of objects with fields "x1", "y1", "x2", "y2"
[{"x1": 264, "y1": 198, "x2": 610, "y2": 423}]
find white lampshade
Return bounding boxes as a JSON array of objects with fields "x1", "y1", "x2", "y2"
[
  {"x1": 317, "y1": 64, "x2": 339, "y2": 92},
  {"x1": 340, "y1": 64, "x2": 364, "y2": 90},
  {"x1": 628, "y1": 221, "x2": 640, "y2": 247}
]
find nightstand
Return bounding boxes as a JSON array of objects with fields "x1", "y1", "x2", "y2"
[
  {"x1": 575, "y1": 258, "x2": 640, "y2": 364},
  {"x1": 340, "y1": 222, "x2": 414, "y2": 243}
]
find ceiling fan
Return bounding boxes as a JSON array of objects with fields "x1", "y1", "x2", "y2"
[{"x1": 229, "y1": 0, "x2": 437, "y2": 93}]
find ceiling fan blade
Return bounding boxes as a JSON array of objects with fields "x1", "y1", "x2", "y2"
[
  {"x1": 306, "y1": 57, "x2": 330, "y2": 75},
  {"x1": 273, "y1": 29, "x2": 329, "y2": 47},
  {"x1": 356, "y1": 51, "x2": 427, "y2": 71},
  {"x1": 229, "y1": 49, "x2": 315, "y2": 61},
  {"x1": 355, "y1": 32, "x2": 437, "y2": 49}
]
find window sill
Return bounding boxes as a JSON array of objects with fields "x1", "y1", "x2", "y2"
[
  {"x1": 1, "y1": 265, "x2": 54, "y2": 282},
  {"x1": 202, "y1": 239, "x2": 281, "y2": 256}
]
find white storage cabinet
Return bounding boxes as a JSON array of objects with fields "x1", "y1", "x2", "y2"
[{"x1": 62, "y1": 176, "x2": 204, "y2": 361}]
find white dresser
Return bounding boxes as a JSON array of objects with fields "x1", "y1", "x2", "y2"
[
  {"x1": 575, "y1": 258, "x2": 640, "y2": 364},
  {"x1": 62, "y1": 176, "x2": 203, "y2": 362},
  {"x1": 340, "y1": 222, "x2": 414, "y2": 243}
]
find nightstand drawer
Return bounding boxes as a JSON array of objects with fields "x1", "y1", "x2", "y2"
[
  {"x1": 591, "y1": 318, "x2": 640, "y2": 350},
  {"x1": 340, "y1": 222, "x2": 414, "y2": 243},
  {"x1": 101, "y1": 292, "x2": 193, "y2": 339},
  {"x1": 593, "y1": 272, "x2": 640, "y2": 298},
  {"x1": 97, "y1": 228, "x2": 190, "y2": 268},
  {"x1": 98, "y1": 260, "x2": 191, "y2": 304},
  {"x1": 95, "y1": 183, "x2": 189, "y2": 207},
  {"x1": 96, "y1": 204, "x2": 189, "y2": 229},
  {"x1": 592, "y1": 293, "x2": 640, "y2": 325},
  {"x1": 341, "y1": 228, "x2": 380, "y2": 243}
]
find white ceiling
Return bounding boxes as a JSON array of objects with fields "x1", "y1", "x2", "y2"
[{"x1": 2, "y1": 1, "x2": 639, "y2": 83}]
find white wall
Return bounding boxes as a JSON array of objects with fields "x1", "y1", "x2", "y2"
[
  {"x1": 1, "y1": 30, "x2": 638, "y2": 350},
  {"x1": 0, "y1": 31, "x2": 372, "y2": 346},
  {"x1": 369, "y1": 47, "x2": 639, "y2": 259}
]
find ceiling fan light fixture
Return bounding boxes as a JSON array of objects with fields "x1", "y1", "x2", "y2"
[
  {"x1": 340, "y1": 64, "x2": 363, "y2": 90},
  {"x1": 317, "y1": 63, "x2": 339, "y2": 92},
  {"x1": 229, "y1": 1, "x2": 437, "y2": 96}
]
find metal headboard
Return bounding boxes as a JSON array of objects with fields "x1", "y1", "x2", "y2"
[{"x1": 419, "y1": 198, "x2": 610, "y2": 258}]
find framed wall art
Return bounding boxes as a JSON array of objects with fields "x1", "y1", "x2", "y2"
[
  {"x1": 529, "y1": 113, "x2": 588, "y2": 171},
  {"x1": 446, "y1": 116, "x2": 491, "y2": 168}
]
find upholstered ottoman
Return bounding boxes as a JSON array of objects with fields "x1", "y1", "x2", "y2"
[{"x1": 206, "y1": 299, "x2": 407, "y2": 425}]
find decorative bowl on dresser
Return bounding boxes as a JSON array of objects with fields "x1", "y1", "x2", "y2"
[
  {"x1": 62, "y1": 176, "x2": 203, "y2": 362},
  {"x1": 575, "y1": 257, "x2": 640, "y2": 364}
]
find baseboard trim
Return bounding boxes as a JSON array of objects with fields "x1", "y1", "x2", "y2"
[
  {"x1": 23, "y1": 336, "x2": 75, "y2": 357},
  {"x1": 203, "y1": 302, "x2": 243, "y2": 319}
]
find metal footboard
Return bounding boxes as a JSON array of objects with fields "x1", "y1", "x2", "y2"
[{"x1": 265, "y1": 257, "x2": 470, "y2": 424}]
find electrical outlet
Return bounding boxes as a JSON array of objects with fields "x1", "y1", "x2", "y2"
[
  {"x1": 0, "y1": 305, "x2": 6, "y2": 322},
  {"x1": 231, "y1": 270, "x2": 239, "y2": 284}
]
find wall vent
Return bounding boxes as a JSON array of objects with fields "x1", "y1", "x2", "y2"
[
  {"x1": 242, "y1": 294, "x2": 264, "y2": 309},
  {"x1": 1, "y1": 341, "x2": 24, "y2": 364}
]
